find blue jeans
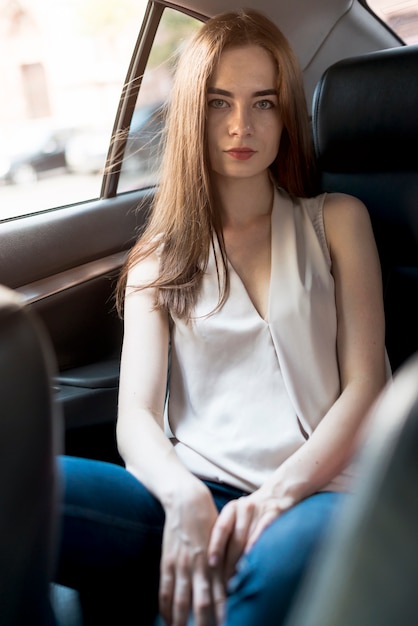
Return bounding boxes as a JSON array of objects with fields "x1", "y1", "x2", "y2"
[{"x1": 55, "y1": 456, "x2": 345, "y2": 626}]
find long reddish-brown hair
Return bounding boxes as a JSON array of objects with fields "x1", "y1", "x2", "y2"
[{"x1": 116, "y1": 9, "x2": 317, "y2": 319}]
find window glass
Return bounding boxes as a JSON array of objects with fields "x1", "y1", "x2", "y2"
[
  {"x1": 0, "y1": 0, "x2": 146, "y2": 220},
  {"x1": 366, "y1": 0, "x2": 418, "y2": 44},
  {"x1": 117, "y1": 9, "x2": 202, "y2": 193}
]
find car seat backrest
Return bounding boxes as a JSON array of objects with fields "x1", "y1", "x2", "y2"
[
  {"x1": 0, "y1": 285, "x2": 62, "y2": 624},
  {"x1": 312, "y1": 44, "x2": 418, "y2": 372}
]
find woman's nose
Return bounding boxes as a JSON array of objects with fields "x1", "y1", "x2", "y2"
[{"x1": 229, "y1": 106, "x2": 253, "y2": 136}]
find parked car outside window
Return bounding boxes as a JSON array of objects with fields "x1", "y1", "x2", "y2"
[
  {"x1": 0, "y1": 124, "x2": 75, "y2": 185},
  {"x1": 65, "y1": 101, "x2": 165, "y2": 179}
]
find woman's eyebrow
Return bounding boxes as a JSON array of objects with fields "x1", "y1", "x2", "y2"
[{"x1": 207, "y1": 87, "x2": 277, "y2": 97}]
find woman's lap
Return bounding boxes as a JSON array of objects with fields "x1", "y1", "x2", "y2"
[{"x1": 55, "y1": 456, "x2": 345, "y2": 626}]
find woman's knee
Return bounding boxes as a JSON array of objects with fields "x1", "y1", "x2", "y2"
[{"x1": 225, "y1": 492, "x2": 345, "y2": 626}]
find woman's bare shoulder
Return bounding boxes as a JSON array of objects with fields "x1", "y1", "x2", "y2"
[
  {"x1": 126, "y1": 250, "x2": 160, "y2": 290},
  {"x1": 324, "y1": 191, "x2": 369, "y2": 215},
  {"x1": 324, "y1": 192, "x2": 371, "y2": 231}
]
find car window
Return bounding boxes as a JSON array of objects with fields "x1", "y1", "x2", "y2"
[
  {"x1": 117, "y1": 8, "x2": 202, "y2": 194},
  {"x1": 0, "y1": 0, "x2": 147, "y2": 220},
  {"x1": 365, "y1": 0, "x2": 418, "y2": 44}
]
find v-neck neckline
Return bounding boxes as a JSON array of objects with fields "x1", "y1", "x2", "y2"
[{"x1": 225, "y1": 192, "x2": 276, "y2": 324}]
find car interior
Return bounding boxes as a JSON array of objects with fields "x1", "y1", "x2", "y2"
[
  {"x1": 0, "y1": 285, "x2": 60, "y2": 625},
  {"x1": 313, "y1": 43, "x2": 418, "y2": 373},
  {"x1": 0, "y1": 0, "x2": 417, "y2": 624},
  {"x1": 285, "y1": 351, "x2": 418, "y2": 626}
]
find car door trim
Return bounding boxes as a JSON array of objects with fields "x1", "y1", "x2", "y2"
[{"x1": 15, "y1": 251, "x2": 127, "y2": 305}]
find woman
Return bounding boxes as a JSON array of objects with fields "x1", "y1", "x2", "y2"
[{"x1": 56, "y1": 9, "x2": 387, "y2": 626}]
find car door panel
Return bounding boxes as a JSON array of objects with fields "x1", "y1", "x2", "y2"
[
  {"x1": 0, "y1": 190, "x2": 153, "y2": 460},
  {"x1": 0, "y1": 194, "x2": 146, "y2": 288},
  {"x1": 0, "y1": 193, "x2": 150, "y2": 363}
]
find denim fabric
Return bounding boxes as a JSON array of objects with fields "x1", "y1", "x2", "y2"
[{"x1": 55, "y1": 456, "x2": 344, "y2": 626}]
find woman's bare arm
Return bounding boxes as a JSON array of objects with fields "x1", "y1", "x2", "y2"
[
  {"x1": 117, "y1": 254, "x2": 223, "y2": 626},
  {"x1": 117, "y1": 254, "x2": 187, "y2": 495}
]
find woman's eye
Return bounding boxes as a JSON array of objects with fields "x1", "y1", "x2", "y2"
[
  {"x1": 255, "y1": 100, "x2": 275, "y2": 110},
  {"x1": 208, "y1": 99, "x2": 227, "y2": 109}
]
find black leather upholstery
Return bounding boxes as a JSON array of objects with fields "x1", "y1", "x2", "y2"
[
  {"x1": 285, "y1": 352, "x2": 418, "y2": 626},
  {"x1": 0, "y1": 285, "x2": 62, "y2": 625},
  {"x1": 312, "y1": 44, "x2": 418, "y2": 372}
]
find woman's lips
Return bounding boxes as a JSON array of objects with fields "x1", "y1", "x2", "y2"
[{"x1": 226, "y1": 148, "x2": 255, "y2": 160}]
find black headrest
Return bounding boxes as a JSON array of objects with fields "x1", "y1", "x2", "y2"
[{"x1": 312, "y1": 45, "x2": 418, "y2": 173}]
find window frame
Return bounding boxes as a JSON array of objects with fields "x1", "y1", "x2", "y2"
[
  {"x1": 100, "y1": 1, "x2": 207, "y2": 199},
  {"x1": 359, "y1": 0, "x2": 414, "y2": 46}
]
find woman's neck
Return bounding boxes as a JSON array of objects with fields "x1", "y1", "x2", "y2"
[{"x1": 216, "y1": 173, "x2": 274, "y2": 229}]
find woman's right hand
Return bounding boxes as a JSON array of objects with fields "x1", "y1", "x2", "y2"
[{"x1": 159, "y1": 480, "x2": 225, "y2": 626}]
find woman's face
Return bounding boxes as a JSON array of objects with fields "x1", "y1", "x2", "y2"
[{"x1": 206, "y1": 44, "x2": 283, "y2": 183}]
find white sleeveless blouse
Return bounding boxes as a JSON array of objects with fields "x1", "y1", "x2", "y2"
[{"x1": 166, "y1": 186, "x2": 354, "y2": 493}]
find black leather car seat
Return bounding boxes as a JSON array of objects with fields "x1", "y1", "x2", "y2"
[
  {"x1": 0, "y1": 285, "x2": 62, "y2": 625},
  {"x1": 283, "y1": 44, "x2": 418, "y2": 626},
  {"x1": 285, "y1": 351, "x2": 418, "y2": 626},
  {"x1": 312, "y1": 44, "x2": 418, "y2": 373}
]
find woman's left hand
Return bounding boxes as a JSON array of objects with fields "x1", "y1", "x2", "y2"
[{"x1": 207, "y1": 488, "x2": 285, "y2": 583}]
